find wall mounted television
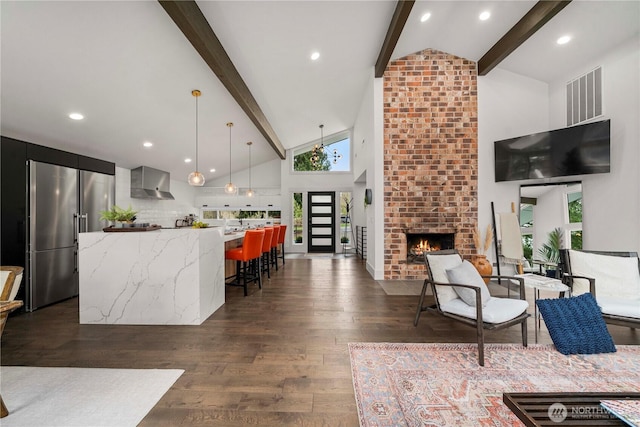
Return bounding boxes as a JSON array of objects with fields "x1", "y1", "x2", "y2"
[{"x1": 494, "y1": 119, "x2": 610, "y2": 182}]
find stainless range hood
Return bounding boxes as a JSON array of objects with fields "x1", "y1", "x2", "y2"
[{"x1": 130, "y1": 166, "x2": 175, "y2": 200}]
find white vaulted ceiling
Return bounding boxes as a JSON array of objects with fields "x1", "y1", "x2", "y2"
[{"x1": 1, "y1": 1, "x2": 638, "y2": 185}]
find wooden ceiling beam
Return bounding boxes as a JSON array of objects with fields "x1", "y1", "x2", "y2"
[
  {"x1": 158, "y1": 0, "x2": 286, "y2": 159},
  {"x1": 375, "y1": 0, "x2": 415, "y2": 78},
  {"x1": 478, "y1": 0, "x2": 572, "y2": 76}
]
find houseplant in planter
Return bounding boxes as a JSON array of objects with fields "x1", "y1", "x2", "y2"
[
  {"x1": 471, "y1": 224, "x2": 493, "y2": 283},
  {"x1": 100, "y1": 205, "x2": 137, "y2": 228},
  {"x1": 538, "y1": 227, "x2": 563, "y2": 277}
]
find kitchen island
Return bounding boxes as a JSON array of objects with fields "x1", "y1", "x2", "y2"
[{"x1": 78, "y1": 227, "x2": 243, "y2": 325}]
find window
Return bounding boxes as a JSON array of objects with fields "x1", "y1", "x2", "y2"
[
  {"x1": 201, "y1": 209, "x2": 280, "y2": 220},
  {"x1": 293, "y1": 193, "x2": 303, "y2": 244},
  {"x1": 566, "y1": 188, "x2": 583, "y2": 249},
  {"x1": 520, "y1": 202, "x2": 534, "y2": 262},
  {"x1": 340, "y1": 192, "x2": 353, "y2": 246},
  {"x1": 293, "y1": 130, "x2": 350, "y2": 172}
]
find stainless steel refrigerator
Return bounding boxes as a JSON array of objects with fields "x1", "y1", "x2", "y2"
[{"x1": 27, "y1": 161, "x2": 115, "y2": 311}]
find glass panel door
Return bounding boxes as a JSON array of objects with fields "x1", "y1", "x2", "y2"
[{"x1": 307, "y1": 192, "x2": 335, "y2": 253}]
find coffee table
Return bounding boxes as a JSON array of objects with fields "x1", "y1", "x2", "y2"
[{"x1": 503, "y1": 392, "x2": 640, "y2": 426}]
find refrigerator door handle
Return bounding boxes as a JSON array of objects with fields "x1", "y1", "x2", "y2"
[
  {"x1": 80, "y1": 213, "x2": 88, "y2": 233},
  {"x1": 73, "y1": 213, "x2": 79, "y2": 243}
]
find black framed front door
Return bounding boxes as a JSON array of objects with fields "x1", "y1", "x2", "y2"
[{"x1": 307, "y1": 192, "x2": 335, "y2": 253}]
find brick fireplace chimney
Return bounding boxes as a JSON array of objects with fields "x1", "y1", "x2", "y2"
[{"x1": 383, "y1": 49, "x2": 478, "y2": 280}]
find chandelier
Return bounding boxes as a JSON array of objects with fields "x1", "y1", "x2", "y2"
[{"x1": 311, "y1": 124, "x2": 342, "y2": 170}]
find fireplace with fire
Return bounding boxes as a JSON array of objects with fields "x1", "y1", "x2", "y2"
[{"x1": 406, "y1": 233, "x2": 455, "y2": 264}]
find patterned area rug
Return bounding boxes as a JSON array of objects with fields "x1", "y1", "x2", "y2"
[{"x1": 349, "y1": 343, "x2": 640, "y2": 426}]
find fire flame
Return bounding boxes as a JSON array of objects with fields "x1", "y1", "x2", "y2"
[{"x1": 411, "y1": 239, "x2": 441, "y2": 255}]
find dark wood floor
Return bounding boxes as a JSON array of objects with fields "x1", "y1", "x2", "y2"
[{"x1": 2, "y1": 256, "x2": 638, "y2": 426}]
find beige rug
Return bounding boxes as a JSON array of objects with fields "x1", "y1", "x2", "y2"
[{"x1": 0, "y1": 366, "x2": 183, "y2": 426}]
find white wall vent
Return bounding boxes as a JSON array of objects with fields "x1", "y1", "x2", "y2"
[{"x1": 566, "y1": 66, "x2": 602, "y2": 126}]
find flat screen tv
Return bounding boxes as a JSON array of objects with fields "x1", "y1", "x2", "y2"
[{"x1": 494, "y1": 119, "x2": 610, "y2": 182}]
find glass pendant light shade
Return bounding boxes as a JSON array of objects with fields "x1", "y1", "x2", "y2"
[
  {"x1": 188, "y1": 89, "x2": 205, "y2": 186},
  {"x1": 246, "y1": 188, "x2": 255, "y2": 198},
  {"x1": 225, "y1": 122, "x2": 235, "y2": 194},
  {"x1": 224, "y1": 181, "x2": 236, "y2": 194},
  {"x1": 188, "y1": 171, "x2": 205, "y2": 186}
]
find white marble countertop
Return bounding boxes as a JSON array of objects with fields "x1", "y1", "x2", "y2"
[{"x1": 79, "y1": 226, "x2": 229, "y2": 325}]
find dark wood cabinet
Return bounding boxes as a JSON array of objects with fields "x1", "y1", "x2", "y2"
[
  {"x1": 0, "y1": 137, "x2": 28, "y2": 268},
  {"x1": 78, "y1": 155, "x2": 115, "y2": 175},
  {"x1": 26, "y1": 142, "x2": 79, "y2": 169}
]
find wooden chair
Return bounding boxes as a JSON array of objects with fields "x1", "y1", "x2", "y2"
[
  {"x1": 1, "y1": 266, "x2": 24, "y2": 418},
  {"x1": 414, "y1": 250, "x2": 529, "y2": 366},
  {"x1": 560, "y1": 249, "x2": 640, "y2": 329}
]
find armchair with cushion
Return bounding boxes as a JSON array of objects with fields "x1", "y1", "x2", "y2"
[
  {"x1": 414, "y1": 250, "x2": 529, "y2": 366},
  {"x1": 560, "y1": 249, "x2": 640, "y2": 329}
]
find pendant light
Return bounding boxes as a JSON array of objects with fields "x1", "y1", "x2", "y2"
[
  {"x1": 224, "y1": 122, "x2": 237, "y2": 194},
  {"x1": 311, "y1": 124, "x2": 324, "y2": 170},
  {"x1": 246, "y1": 141, "x2": 254, "y2": 197},
  {"x1": 187, "y1": 90, "x2": 205, "y2": 186}
]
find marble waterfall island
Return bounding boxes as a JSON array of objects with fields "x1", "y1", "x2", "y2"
[{"x1": 79, "y1": 228, "x2": 227, "y2": 325}]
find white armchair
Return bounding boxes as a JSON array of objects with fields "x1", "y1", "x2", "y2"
[
  {"x1": 560, "y1": 250, "x2": 640, "y2": 329},
  {"x1": 414, "y1": 250, "x2": 529, "y2": 366}
]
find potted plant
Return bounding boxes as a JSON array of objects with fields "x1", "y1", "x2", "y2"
[
  {"x1": 100, "y1": 205, "x2": 137, "y2": 228},
  {"x1": 538, "y1": 227, "x2": 563, "y2": 277}
]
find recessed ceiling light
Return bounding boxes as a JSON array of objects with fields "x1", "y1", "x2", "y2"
[
  {"x1": 479, "y1": 11, "x2": 491, "y2": 21},
  {"x1": 557, "y1": 35, "x2": 571, "y2": 45},
  {"x1": 69, "y1": 113, "x2": 84, "y2": 120},
  {"x1": 310, "y1": 51, "x2": 320, "y2": 61},
  {"x1": 420, "y1": 12, "x2": 431, "y2": 22},
  {"x1": 184, "y1": 158, "x2": 192, "y2": 163},
  {"x1": 209, "y1": 168, "x2": 216, "y2": 173},
  {"x1": 143, "y1": 142, "x2": 153, "y2": 148}
]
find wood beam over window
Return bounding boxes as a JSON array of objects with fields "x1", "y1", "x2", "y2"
[
  {"x1": 159, "y1": 0, "x2": 286, "y2": 159},
  {"x1": 478, "y1": 1, "x2": 572, "y2": 76},
  {"x1": 375, "y1": 0, "x2": 415, "y2": 78}
]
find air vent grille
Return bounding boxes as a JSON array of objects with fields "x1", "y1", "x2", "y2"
[{"x1": 567, "y1": 66, "x2": 602, "y2": 126}]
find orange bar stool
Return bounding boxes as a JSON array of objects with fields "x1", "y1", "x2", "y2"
[
  {"x1": 260, "y1": 227, "x2": 274, "y2": 279},
  {"x1": 225, "y1": 229, "x2": 265, "y2": 296},
  {"x1": 270, "y1": 225, "x2": 281, "y2": 271},
  {"x1": 277, "y1": 225, "x2": 287, "y2": 265}
]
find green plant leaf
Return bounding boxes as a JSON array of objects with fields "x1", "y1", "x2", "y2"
[
  {"x1": 537, "y1": 227, "x2": 563, "y2": 264},
  {"x1": 99, "y1": 205, "x2": 137, "y2": 222}
]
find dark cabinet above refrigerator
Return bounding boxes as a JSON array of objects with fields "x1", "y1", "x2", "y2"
[{"x1": 24, "y1": 139, "x2": 115, "y2": 175}]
